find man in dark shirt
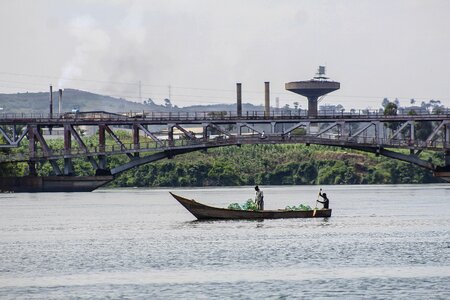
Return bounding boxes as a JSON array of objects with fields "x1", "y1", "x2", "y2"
[{"x1": 317, "y1": 189, "x2": 330, "y2": 209}]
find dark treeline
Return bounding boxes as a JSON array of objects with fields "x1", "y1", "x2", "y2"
[
  {"x1": 108, "y1": 144, "x2": 441, "y2": 187},
  {"x1": 1, "y1": 142, "x2": 442, "y2": 186}
]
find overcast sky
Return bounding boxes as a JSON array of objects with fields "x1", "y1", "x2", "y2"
[{"x1": 0, "y1": 0, "x2": 449, "y2": 110}]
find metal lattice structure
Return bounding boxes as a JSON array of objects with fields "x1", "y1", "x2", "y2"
[{"x1": 1, "y1": 110, "x2": 450, "y2": 184}]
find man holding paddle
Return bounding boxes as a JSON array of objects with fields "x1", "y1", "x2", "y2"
[{"x1": 317, "y1": 188, "x2": 330, "y2": 209}]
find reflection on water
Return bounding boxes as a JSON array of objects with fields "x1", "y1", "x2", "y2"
[{"x1": 0, "y1": 184, "x2": 449, "y2": 299}]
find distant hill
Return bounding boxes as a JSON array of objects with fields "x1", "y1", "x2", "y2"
[{"x1": 0, "y1": 89, "x2": 263, "y2": 114}]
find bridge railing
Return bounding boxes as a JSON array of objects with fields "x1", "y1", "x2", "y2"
[{"x1": 2, "y1": 108, "x2": 450, "y2": 122}]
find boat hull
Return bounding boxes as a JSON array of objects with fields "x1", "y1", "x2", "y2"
[{"x1": 170, "y1": 192, "x2": 332, "y2": 220}]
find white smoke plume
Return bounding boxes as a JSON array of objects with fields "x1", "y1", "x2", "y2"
[{"x1": 58, "y1": 16, "x2": 111, "y2": 88}]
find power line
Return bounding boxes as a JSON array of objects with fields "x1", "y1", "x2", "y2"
[{"x1": 0, "y1": 71, "x2": 448, "y2": 104}]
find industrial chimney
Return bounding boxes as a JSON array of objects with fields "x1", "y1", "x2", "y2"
[
  {"x1": 49, "y1": 85, "x2": 53, "y2": 118},
  {"x1": 264, "y1": 82, "x2": 270, "y2": 117},
  {"x1": 58, "y1": 89, "x2": 63, "y2": 115},
  {"x1": 236, "y1": 83, "x2": 242, "y2": 117}
]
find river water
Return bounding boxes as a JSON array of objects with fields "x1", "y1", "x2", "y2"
[{"x1": 0, "y1": 184, "x2": 449, "y2": 299}]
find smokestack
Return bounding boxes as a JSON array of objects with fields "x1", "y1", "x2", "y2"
[
  {"x1": 264, "y1": 82, "x2": 270, "y2": 117},
  {"x1": 236, "y1": 83, "x2": 242, "y2": 117},
  {"x1": 49, "y1": 85, "x2": 53, "y2": 118},
  {"x1": 58, "y1": 89, "x2": 62, "y2": 115}
]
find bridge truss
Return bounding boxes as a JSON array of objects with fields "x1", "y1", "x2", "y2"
[{"x1": 1, "y1": 111, "x2": 449, "y2": 182}]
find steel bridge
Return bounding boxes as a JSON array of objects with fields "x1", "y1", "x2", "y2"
[{"x1": 1, "y1": 110, "x2": 450, "y2": 185}]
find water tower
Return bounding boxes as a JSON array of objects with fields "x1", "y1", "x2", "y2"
[{"x1": 285, "y1": 66, "x2": 340, "y2": 117}]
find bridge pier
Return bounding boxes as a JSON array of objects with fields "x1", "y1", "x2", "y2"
[
  {"x1": 63, "y1": 125, "x2": 74, "y2": 175},
  {"x1": 133, "y1": 124, "x2": 140, "y2": 158},
  {"x1": 168, "y1": 124, "x2": 175, "y2": 146},
  {"x1": 27, "y1": 161, "x2": 37, "y2": 176},
  {"x1": 97, "y1": 124, "x2": 107, "y2": 172},
  {"x1": 203, "y1": 123, "x2": 209, "y2": 140},
  {"x1": 27, "y1": 125, "x2": 37, "y2": 176}
]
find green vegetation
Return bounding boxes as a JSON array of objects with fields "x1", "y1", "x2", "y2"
[{"x1": 110, "y1": 144, "x2": 441, "y2": 186}]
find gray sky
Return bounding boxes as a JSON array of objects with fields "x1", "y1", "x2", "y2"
[{"x1": 0, "y1": 0, "x2": 449, "y2": 109}]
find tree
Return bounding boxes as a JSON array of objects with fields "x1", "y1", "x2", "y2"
[
  {"x1": 384, "y1": 102, "x2": 398, "y2": 116},
  {"x1": 164, "y1": 98, "x2": 172, "y2": 108},
  {"x1": 336, "y1": 104, "x2": 344, "y2": 112},
  {"x1": 382, "y1": 98, "x2": 390, "y2": 108},
  {"x1": 384, "y1": 102, "x2": 399, "y2": 131},
  {"x1": 145, "y1": 98, "x2": 155, "y2": 105}
]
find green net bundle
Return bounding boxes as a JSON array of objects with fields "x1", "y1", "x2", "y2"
[
  {"x1": 227, "y1": 199, "x2": 258, "y2": 211},
  {"x1": 284, "y1": 204, "x2": 312, "y2": 211},
  {"x1": 227, "y1": 203, "x2": 242, "y2": 210}
]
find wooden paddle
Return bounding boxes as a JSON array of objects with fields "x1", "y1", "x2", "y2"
[{"x1": 313, "y1": 189, "x2": 321, "y2": 217}]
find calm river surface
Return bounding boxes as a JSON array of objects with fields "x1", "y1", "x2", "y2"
[{"x1": 1, "y1": 184, "x2": 449, "y2": 299}]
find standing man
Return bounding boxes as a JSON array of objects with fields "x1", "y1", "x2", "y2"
[
  {"x1": 254, "y1": 185, "x2": 264, "y2": 210},
  {"x1": 317, "y1": 189, "x2": 330, "y2": 209}
]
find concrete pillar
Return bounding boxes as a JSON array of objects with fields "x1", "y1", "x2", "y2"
[
  {"x1": 236, "y1": 83, "x2": 242, "y2": 117},
  {"x1": 202, "y1": 123, "x2": 209, "y2": 140},
  {"x1": 168, "y1": 124, "x2": 174, "y2": 146},
  {"x1": 265, "y1": 82, "x2": 270, "y2": 117},
  {"x1": 98, "y1": 124, "x2": 107, "y2": 170},
  {"x1": 374, "y1": 121, "x2": 383, "y2": 145},
  {"x1": 27, "y1": 125, "x2": 37, "y2": 176},
  {"x1": 410, "y1": 121, "x2": 415, "y2": 144},
  {"x1": 339, "y1": 121, "x2": 348, "y2": 139},
  {"x1": 307, "y1": 96, "x2": 318, "y2": 118}
]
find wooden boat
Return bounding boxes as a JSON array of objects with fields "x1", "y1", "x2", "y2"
[{"x1": 169, "y1": 192, "x2": 332, "y2": 220}]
